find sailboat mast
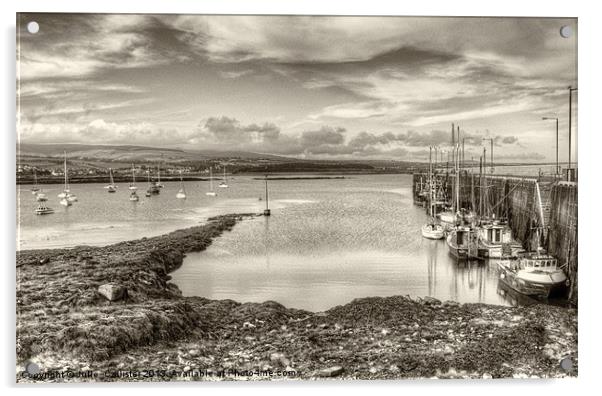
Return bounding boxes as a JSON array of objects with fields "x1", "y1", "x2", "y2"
[
  {"x1": 429, "y1": 146, "x2": 433, "y2": 218},
  {"x1": 63, "y1": 151, "x2": 68, "y2": 190},
  {"x1": 132, "y1": 164, "x2": 136, "y2": 184},
  {"x1": 265, "y1": 174, "x2": 269, "y2": 210},
  {"x1": 456, "y1": 144, "x2": 460, "y2": 213}
]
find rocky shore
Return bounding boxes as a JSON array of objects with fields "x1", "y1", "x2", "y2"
[{"x1": 16, "y1": 214, "x2": 577, "y2": 382}]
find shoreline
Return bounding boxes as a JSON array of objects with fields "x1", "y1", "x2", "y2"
[{"x1": 16, "y1": 214, "x2": 578, "y2": 382}]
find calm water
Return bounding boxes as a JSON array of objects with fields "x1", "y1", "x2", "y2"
[
  {"x1": 18, "y1": 174, "x2": 534, "y2": 310},
  {"x1": 169, "y1": 175, "x2": 520, "y2": 310}
]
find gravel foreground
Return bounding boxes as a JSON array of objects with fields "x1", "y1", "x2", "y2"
[{"x1": 16, "y1": 214, "x2": 578, "y2": 382}]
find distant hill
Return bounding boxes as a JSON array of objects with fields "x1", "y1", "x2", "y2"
[{"x1": 17, "y1": 143, "x2": 291, "y2": 163}]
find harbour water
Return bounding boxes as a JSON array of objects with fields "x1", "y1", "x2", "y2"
[{"x1": 18, "y1": 174, "x2": 544, "y2": 311}]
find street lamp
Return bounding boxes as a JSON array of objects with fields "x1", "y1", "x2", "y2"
[
  {"x1": 482, "y1": 138, "x2": 494, "y2": 174},
  {"x1": 568, "y1": 86, "x2": 578, "y2": 177},
  {"x1": 542, "y1": 116, "x2": 559, "y2": 176}
]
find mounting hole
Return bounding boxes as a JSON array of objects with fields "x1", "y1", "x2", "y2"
[
  {"x1": 27, "y1": 21, "x2": 39, "y2": 34},
  {"x1": 25, "y1": 361, "x2": 40, "y2": 375},
  {"x1": 560, "y1": 25, "x2": 572, "y2": 38},
  {"x1": 560, "y1": 356, "x2": 574, "y2": 372}
]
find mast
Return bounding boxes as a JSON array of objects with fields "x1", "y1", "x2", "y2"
[
  {"x1": 132, "y1": 164, "x2": 136, "y2": 185},
  {"x1": 264, "y1": 174, "x2": 271, "y2": 216},
  {"x1": 63, "y1": 151, "x2": 68, "y2": 191},
  {"x1": 209, "y1": 167, "x2": 213, "y2": 191},
  {"x1": 428, "y1": 146, "x2": 433, "y2": 218},
  {"x1": 455, "y1": 144, "x2": 460, "y2": 214},
  {"x1": 109, "y1": 168, "x2": 114, "y2": 185}
]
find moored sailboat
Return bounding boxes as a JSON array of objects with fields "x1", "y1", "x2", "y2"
[
  {"x1": 206, "y1": 167, "x2": 217, "y2": 196},
  {"x1": 30, "y1": 169, "x2": 40, "y2": 194},
  {"x1": 219, "y1": 166, "x2": 229, "y2": 188},
  {"x1": 129, "y1": 164, "x2": 139, "y2": 201},
  {"x1": 422, "y1": 146, "x2": 444, "y2": 239},
  {"x1": 105, "y1": 168, "x2": 118, "y2": 192},
  {"x1": 176, "y1": 170, "x2": 186, "y2": 199},
  {"x1": 58, "y1": 151, "x2": 76, "y2": 205}
]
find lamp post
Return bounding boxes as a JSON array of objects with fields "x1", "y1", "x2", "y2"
[
  {"x1": 568, "y1": 86, "x2": 578, "y2": 177},
  {"x1": 542, "y1": 116, "x2": 559, "y2": 176},
  {"x1": 482, "y1": 138, "x2": 494, "y2": 174}
]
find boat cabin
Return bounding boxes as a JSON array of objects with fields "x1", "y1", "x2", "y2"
[
  {"x1": 520, "y1": 256, "x2": 558, "y2": 270},
  {"x1": 479, "y1": 221, "x2": 513, "y2": 245}
]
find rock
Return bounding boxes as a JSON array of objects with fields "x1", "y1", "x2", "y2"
[
  {"x1": 422, "y1": 296, "x2": 441, "y2": 305},
  {"x1": 482, "y1": 373, "x2": 493, "y2": 379},
  {"x1": 97, "y1": 283, "x2": 127, "y2": 301},
  {"x1": 318, "y1": 366, "x2": 344, "y2": 377},
  {"x1": 269, "y1": 352, "x2": 290, "y2": 367}
]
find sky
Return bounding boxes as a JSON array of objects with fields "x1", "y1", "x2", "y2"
[{"x1": 17, "y1": 14, "x2": 577, "y2": 162}]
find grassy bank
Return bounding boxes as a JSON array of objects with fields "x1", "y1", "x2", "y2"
[{"x1": 16, "y1": 214, "x2": 577, "y2": 382}]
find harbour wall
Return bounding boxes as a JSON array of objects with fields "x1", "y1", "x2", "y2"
[{"x1": 413, "y1": 172, "x2": 578, "y2": 301}]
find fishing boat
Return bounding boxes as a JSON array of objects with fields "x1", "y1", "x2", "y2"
[
  {"x1": 219, "y1": 166, "x2": 229, "y2": 188},
  {"x1": 497, "y1": 248, "x2": 568, "y2": 298},
  {"x1": 446, "y1": 225, "x2": 478, "y2": 260},
  {"x1": 105, "y1": 168, "x2": 118, "y2": 192},
  {"x1": 422, "y1": 147, "x2": 444, "y2": 239},
  {"x1": 34, "y1": 191, "x2": 54, "y2": 214},
  {"x1": 35, "y1": 202, "x2": 54, "y2": 215},
  {"x1": 476, "y1": 220, "x2": 524, "y2": 258},
  {"x1": 176, "y1": 170, "x2": 186, "y2": 199},
  {"x1": 30, "y1": 169, "x2": 40, "y2": 194},
  {"x1": 206, "y1": 167, "x2": 217, "y2": 196}
]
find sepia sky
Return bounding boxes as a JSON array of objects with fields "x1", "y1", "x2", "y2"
[{"x1": 17, "y1": 14, "x2": 577, "y2": 162}]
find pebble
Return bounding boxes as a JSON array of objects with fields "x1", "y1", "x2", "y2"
[{"x1": 318, "y1": 366, "x2": 344, "y2": 377}]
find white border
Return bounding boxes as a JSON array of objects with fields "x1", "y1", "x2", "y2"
[{"x1": 2, "y1": 1, "x2": 598, "y2": 395}]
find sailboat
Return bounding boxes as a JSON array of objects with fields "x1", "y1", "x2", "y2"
[
  {"x1": 129, "y1": 164, "x2": 139, "y2": 201},
  {"x1": 263, "y1": 174, "x2": 271, "y2": 216},
  {"x1": 105, "y1": 168, "x2": 117, "y2": 192},
  {"x1": 422, "y1": 146, "x2": 444, "y2": 239},
  {"x1": 156, "y1": 165, "x2": 164, "y2": 188},
  {"x1": 206, "y1": 167, "x2": 217, "y2": 196},
  {"x1": 145, "y1": 167, "x2": 161, "y2": 197},
  {"x1": 30, "y1": 169, "x2": 40, "y2": 194},
  {"x1": 219, "y1": 166, "x2": 229, "y2": 188},
  {"x1": 58, "y1": 151, "x2": 76, "y2": 206},
  {"x1": 176, "y1": 170, "x2": 186, "y2": 199}
]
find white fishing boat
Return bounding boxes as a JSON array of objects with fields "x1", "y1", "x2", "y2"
[
  {"x1": 35, "y1": 202, "x2": 54, "y2": 215},
  {"x1": 105, "y1": 168, "x2": 117, "y2": 192},
  {"x1": 206, "y1": 167, "x2": 217, "y2": 196},
  {"x1": 498, "y1": 248, "x2": 568, "y2": 298},
  {"x1": 176, "y1": 170, "x2": 186, "y2": 199},
  {"x1": 30, "y1": 169, "x2": 40, "y2": 194},
  {"x1": 422, "y1": 147, "x2": 444, "y2": 239},
  {"x1": 219, "y1": 166, "x2": 229, "y2": 188}
]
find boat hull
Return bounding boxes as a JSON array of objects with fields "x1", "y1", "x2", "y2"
[
  {"x1": 421, "y1": 224, "x2": 444, "y2": 240},
  {"x1": 498, "y1": 263, "x2": 568, "y2": 298},
  {"x1": 446, "y1": 234, "x2": 469, "y2": 259}
]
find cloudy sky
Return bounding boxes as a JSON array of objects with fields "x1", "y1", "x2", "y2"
[{"x1": 17, "y1": 14, "x2": 577, "y2": 161}]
